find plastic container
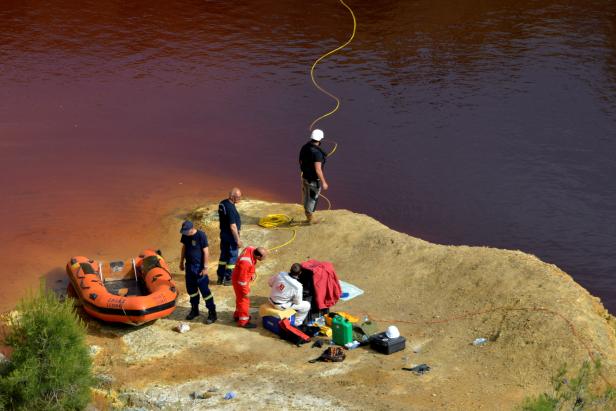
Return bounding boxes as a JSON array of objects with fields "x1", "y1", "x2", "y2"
[
  {"x1": 175, "y1": 322, "x2": 190, "y2": 333},
  {"x1": 325, "y1": 313, "x2": 338, "y2": 326},
  {"x1": 472, "y1": 338, "x2": 487, "y2": 346},
  {"x1": 332, "y1": 316, "x2": 353, "y2": 346},
  {"x1": 259, "y1": 303, "x2": 296, "y2": 335},
  {"x1": 325, "y1": 312, "x2": 359, "y2": 326},
  {"x1": 263, "y1": 315, "x2": 295, "y2": 335}
]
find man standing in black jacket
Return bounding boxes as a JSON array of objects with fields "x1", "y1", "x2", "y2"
[
  {"x1": 217, "y1": 188, "x2": 242, "y2": 286},
  {"x1": 299, "y1": 129, "x2": 329, "y2": 224},
  {"x1": 179, "y1": 220, "x2": 217, "y2": 324}
]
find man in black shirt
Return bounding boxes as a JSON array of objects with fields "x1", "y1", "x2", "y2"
[
  {"x1": 217, "y1": 187, "x2": 242, "y2": 286},
  {"x1": 179, "y1": 220, "x2": 217, "y2": 324},
  {"x1": 299, "y1": 128, "x2": 329, "y2": 224}
]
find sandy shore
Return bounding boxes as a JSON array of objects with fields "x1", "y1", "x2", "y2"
[{"x1": 8, "y1": 199, "x2": 616, "y2": 409}]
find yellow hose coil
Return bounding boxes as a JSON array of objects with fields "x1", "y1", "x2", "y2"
[
  {"x1": 258, "y1": 214, "x2": 292, "y2": 228},
  {"x1": 258, "y1": 214, "x2": 297, "y2": 251}
]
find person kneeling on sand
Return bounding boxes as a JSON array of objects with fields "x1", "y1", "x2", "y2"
[{"x1": 268, "y1": 263, "x2": 311, "y2": 326}]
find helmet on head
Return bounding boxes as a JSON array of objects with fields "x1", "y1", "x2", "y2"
[{"x1": 311, "y1": 129, "x2": 324, "y2": 142}]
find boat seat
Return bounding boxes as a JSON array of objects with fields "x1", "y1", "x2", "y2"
[
  {"x1": 105, "y1": 280, "x2": 143, "y2": 297},
  {"x1": 80, "y1": 262, "x2": 97, "y2": 275}
]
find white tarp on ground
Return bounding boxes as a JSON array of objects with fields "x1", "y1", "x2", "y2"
[{"x1": 339, "y1": 280, "x2": 364, "y2": 301}]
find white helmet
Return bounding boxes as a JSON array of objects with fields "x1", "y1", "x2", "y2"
[
  {"x1": 311, "y1": 129, "x2": 324, "y2": 141},
  {"x1": 386, "y1": 325, "x2": 400, "y2": 339}
]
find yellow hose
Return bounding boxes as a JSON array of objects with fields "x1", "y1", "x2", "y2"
[
  {"x1": 258, "y1": 214, "x2": 291, "y2": 228},
  {"x1": 304, "y1": 0, "x2": 356, "y2": 210},
  {"x1": 262, "y1": 0, "x2": 357, "y2": 252},
  {"x1": 268, "y1": 228, "x2": 297, "y2": 252},
  {"x1": 308, "y1": 0, "x2": 357, "y2": 132},
  {"x1": 258, "y1": 214, "x2": 297, "y2": 251}
]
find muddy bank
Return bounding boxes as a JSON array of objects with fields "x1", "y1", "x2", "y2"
[{"x1": 21, "y1": 200, "x2": 616, "y2": 409}]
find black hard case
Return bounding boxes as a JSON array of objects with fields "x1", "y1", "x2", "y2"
[{"x1": 370, "y1": 332, "x2": 406, "y2": 355}]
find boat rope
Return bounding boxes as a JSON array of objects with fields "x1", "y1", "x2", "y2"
[{"x1": 120, "y1": 302, "x2": 139, "y2": 326}]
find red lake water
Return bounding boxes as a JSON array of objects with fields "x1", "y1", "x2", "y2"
[{"x1": 1, "y1": 0, "x2": 615, "y2": 312}]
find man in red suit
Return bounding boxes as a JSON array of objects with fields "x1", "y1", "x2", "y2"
[{"x1": 232, "y1": 246, "x2": 268, "y2": 328}]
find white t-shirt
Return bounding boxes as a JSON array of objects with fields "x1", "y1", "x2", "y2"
[{"x1": 268, "y1": 272, "x2": 303, "y2": 306}]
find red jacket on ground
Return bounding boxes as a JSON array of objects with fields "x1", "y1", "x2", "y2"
[{"x1": 301, "y1": 260, "x2": 341, "y2": 310}]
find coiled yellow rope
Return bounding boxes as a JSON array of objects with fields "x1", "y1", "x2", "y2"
[
  {"x1": 258, "y1": 214, "x2": 291, "y2": 228},
  {"x1": 258, "y1": 214, "x2": 297, "y2": 251}
]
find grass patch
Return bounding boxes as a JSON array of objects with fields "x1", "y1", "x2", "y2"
[{"x1": 520, "y1": 360, "x2": 616, "y2": 411}]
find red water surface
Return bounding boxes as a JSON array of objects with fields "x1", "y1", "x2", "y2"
[
  {"x1": 0, "y1": 75, "x2": 284, "y2": 311},
  {"x1": 1, "y1": 0, "x2": 616, "y2": 312},
  {"x1": 0, "y1": 158, "x2": 279, "y2": 311}
]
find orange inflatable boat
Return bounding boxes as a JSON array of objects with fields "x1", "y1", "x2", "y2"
[{"x1": 66, "y1": 249, "x2": 177, "y2": 325}]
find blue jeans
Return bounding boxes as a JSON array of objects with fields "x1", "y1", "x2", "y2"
[
  {"x1": 185, "y1": 263, "x2": 215, "y2": 312},
  {"x1": 217, "y1": 237, "x2": 239, "y2": 282}
]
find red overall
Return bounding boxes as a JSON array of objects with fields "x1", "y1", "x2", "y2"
[{"x1": 232, "y1": 247, "x2": 257, "y2": 326}]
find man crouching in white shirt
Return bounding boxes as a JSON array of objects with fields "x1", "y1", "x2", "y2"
[{"x1": 268, "y1": 263, "x2": 311, "y2": 326}]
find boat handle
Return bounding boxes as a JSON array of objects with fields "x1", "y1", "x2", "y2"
[
  {"x1": 132, "y1": 258, "x2": 138, "y2": 283},
  {"x1": 98, "y1": 261, "x2": 104, "y2": 283}
]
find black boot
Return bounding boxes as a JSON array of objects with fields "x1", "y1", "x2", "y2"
[
  {"x1": 185, "y1": 308, "x2": 199, "y2": 320},
  {"x1": 205, "y1": 310, "x2": 217, "y2": 324}
]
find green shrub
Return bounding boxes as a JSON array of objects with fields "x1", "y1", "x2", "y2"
[
  {"x1": 0, "y1": 390, "x2": 6, "y2": 411},
  {"x1": 0, "y1": 288, "x2": 93, "y2": 410},
  {"x1": 520, "y1": 361, "x2": 616, "y2": 411}
]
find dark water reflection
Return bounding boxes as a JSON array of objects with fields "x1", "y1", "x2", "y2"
[{"x1": 1, "y1": 0, "x2": 615, "y2": 311}]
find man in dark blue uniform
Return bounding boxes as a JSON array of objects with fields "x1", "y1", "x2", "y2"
[
  {"x1": 217, "y1": 188, "x2": 243, "y2": 285},
  {"x1": 179, "y1": 220, "x2": 217, "y2": 324},
  {"x1": 299, "y1": 129, "x2": 329, "y2": 224}
]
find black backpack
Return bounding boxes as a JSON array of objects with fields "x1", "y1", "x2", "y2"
[{"x1": 309, "y1": 346, "x2": 346, "y2": 363}]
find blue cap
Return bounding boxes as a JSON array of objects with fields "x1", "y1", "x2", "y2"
[{"x1": 180, "y1": 220, "x2": 194, "y2": 235}]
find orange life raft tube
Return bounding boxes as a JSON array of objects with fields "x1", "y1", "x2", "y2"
[{"x1": 66, "y1": 249, "x2": 177, "y2": 325}]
